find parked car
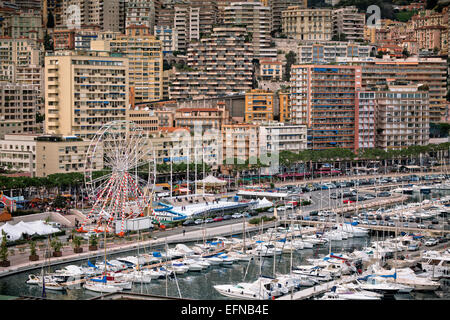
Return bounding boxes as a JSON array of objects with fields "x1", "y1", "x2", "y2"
[
  {"x1": 330, "y1": 192, "x2": 341, "y2": 199},
  {"x1": 377, "y1": 192, "x2": 391, "y2": 197},
  {"x1": 232, "y1": 213, "x2": 243, "y2": 219},
  {"x1": 403, "y1": 223, "x2": 409, "y2": 228},
  {"x1": 427, "y1": 225, "x2": 435, "y2": 230},
  {"x1": 370, "y1": 220, "x2": 377, "y2": 225},
  {"x1": 363, "y1": 194, "x2": 376, "y2": 200},
  {"x1": 194, "y1": 219, "x2": 204, "y2": 225},
  {"x1": 182, "y1": 220, "x2": 195, "y2": 226},
  {"x1": 407, "y1": 243, "x2": 419, "y2": 251},
  {"x1": 417, "y1": 224, "x2": 426, "y2": 229},
  {"x1": 378, "y1": 221, "x2": 386, "y2": 226},
  {"x1": 388, "y1": 221, "x2": 395, "y2": 227},
  {"x1": 205, "y1": 218, "x2": 214, "y2": 223},
  {"x1": 213, "y1": 216, "x2": 224, "y2": 222},
  {"x1": 424, "y1": 238, "x2": 438, "y2": 246},
  {"x1": 223, "y1": 215, "x2": 232, "y2": 220},
  {"x1": 431, "y1": 219, "x2": 439, "y2": 224}
]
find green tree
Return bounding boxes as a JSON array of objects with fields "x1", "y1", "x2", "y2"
[
  {"x1": 0, "y1": 231, "x2": 8, "y2": 262},
  {"x1": 283, "y1": 51, "x2": 297, "y2": 81}
]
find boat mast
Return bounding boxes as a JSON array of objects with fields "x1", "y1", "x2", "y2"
[
  {"x1": 104, "y1": 221, "x2": 107, "y2": 276},
  {"x1": 165, "y1": 236, "x2": 168, "y2": 297},
  {"x1": 243, "y1": 214, "x2": 246, "y2": 254}
]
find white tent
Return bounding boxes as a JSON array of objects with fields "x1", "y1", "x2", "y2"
[
  {"x1": 14, "y1": 221, "x2": 38, "y2": 236},
  {"x1": 0, "y1": 220, "x2": 60, "y2": 241},
  {"x1": 255, "y1": 197, "x2": 273, "y2": 209},
  {"x1": 26, "y1": 220, "x2": 60, "y2": 235},
  {"x1": 199, "y1": 175, "x2": 227, "y2": 185},
  {"x1": 0, "y1": 222, "x2": 23, "y2": 241}
]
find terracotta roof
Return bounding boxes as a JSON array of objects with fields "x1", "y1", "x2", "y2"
[
  {"x1": 126, "y1": 24, "x2": 150, "y2": 29},
  {"x1": 176, "y1": 108, "x2": 222, "y2": 113},
  {"x1": 159, "y1": 127, "x2": 189, "y2": 133},
  {"x1": 260, "y1": 60, "x2": 282, "y2": 65}
]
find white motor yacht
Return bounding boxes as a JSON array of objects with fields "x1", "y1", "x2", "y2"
[
  {"x1": 214, "y1": 277, "x2": 285, "y2": 300},
  {"x1": 357, "y1": 277, "x2": 413, "y2": 294},
  {"x1": 83, "y1": 282, "x2": 123, "y2": 293},
  {"x1": 318, "y1": 284, "x2": 383, "y2": 300}
]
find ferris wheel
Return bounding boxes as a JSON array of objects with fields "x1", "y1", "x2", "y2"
[{"x1": 77, "y1": 120, "x2": 158, "y2": 236}]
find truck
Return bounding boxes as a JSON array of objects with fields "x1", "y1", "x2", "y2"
[{"x1": 115, "y1": 216, "x2": 154, "y2": 234}]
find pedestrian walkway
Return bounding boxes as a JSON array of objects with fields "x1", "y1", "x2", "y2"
[{"x1": 276, "y1": 275, "x2": 357, "y2": 300}]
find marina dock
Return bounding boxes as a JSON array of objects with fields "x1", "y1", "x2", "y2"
[{"x1": 276, "y1": 275, "x2": 358, "y2": 300}]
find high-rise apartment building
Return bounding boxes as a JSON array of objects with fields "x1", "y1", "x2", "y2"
[
  {"x1": 290, "y1": 65, "x2": 362, "y2": 151},
  {"x1": 411, "y1": 8, "x2": 449, "y2": 56},
  {"x1": 189, "y1": 0, "x2": 218, "y2": 38},
  {"x1": 222, "y1": 123, "x2": 259, "y2": 162},
  {"x1": 356, "y1": 91, "x2": 377, "y2": 151},
  {"x1": 170, "y1": 26, "x2": 254, "y2": 101},
  {"x1": 259, "y1": 122, "x2": 307, "y2": 155},
  {"x1": 245, "y1": 89, "x2": 275, "y2": 123},
  {"x1": 282, "y1": 7, "x2": 333, "y2": 41},
  {"x1": 375, "y1": 84, "x2": 429, "y2": 150},
  {"x1": 0, "y1": 37, "x2": 42, "y2": 67},
  {"x1": 107, "y1": 25, "x2": 163, "y2": 103},
  {"x1": 279, "y1": 91, "x2": 291, "y2": 123},
  {"x1": 269, "y1": 0, "x2": 307, "y2": 33},
  {"x1": 297, "y1": 42, "x2": 374, "y2": 64},
  {"x1": 0, "y1": 83, "x2": 39, "y2": 133},
  {"x1": 44, "y1": 51, "x2": 129, "y2": 140},
  {"x1": 60, "y1": 0, "x2": 124, "y2": 32},
  {"x1": 0, "y1": 8, "x2": 43, "y2": 40},
  {"x1": 336, "y1": 56, "x2": 448, "y2": 123},
  {"x1": 125, "y1": 0, "x2": 157, "y2": 33},
  {"x1": 224, "y1": 2, "x2": 275, "y2": 59},
  {"x1": 155, "y1": 25, "x2": 178, "y2": 53},
  {"x1": 332, "y1": 6, "x2": 365, "y2": 42}
]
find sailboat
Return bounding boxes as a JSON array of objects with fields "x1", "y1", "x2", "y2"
[
  {"x1": 84, "y1": 223, "x2": 131, "y2": 293},
  {"x1": 36, "y1": 237, "x2": 65, "y2": 293}
]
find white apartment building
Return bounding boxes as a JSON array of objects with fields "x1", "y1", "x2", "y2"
[
  {"x1": 357, "y1": 91, "x2": 377, "y2": 151},
  {"x1": 259, "y1": 122, "x2": 307, "y2": 155},
  {"x1": 332, "y1": 6, "x2": 365, "y2": 41},
  {"x1": 44, "y1": 51, "x2": 129, "y2": 140},
  {"x1": 0, "y1": 134, "x2": 37, "y2": 175},
  {"x1": 297, "y1": 42, "x2": 374, "y2": 64},
  {"x1": 224, "y1": 2, "x2": 276, "y2": 59}
]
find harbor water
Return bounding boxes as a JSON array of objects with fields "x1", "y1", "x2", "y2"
[{"x1": 0, "y1": 189, "x2": 449, "y2": 300}]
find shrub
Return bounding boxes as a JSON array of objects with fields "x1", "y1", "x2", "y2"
[
  {"x1": 72, "y1": 236, "x2": 82, "y2": 249},
  {"x1": 50, "y1": 238, "x2": 62, "y2": 252},
  {"x1": 29, "y1": 240, "x2": 37, "y2": 256},
  {"x1": 89, "y1": 234, "x2": 98, "y2": 247},
  {"x1": 0, "y1": 231, "x2": 8, "y2": 261}
]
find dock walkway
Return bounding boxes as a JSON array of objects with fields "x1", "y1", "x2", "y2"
[{"x1": 276, "y1": 275, "x2": 358, "y2": 300}]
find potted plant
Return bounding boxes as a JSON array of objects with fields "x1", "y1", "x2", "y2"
[
  {"x1": 0, "y1": 231, "x2": 10, "y2": 267},
  {"x1": 29, "y1": 240, "x2": 39, "y2": 261},
  {"x1": 50, "y1": 238, "x2": 63, "y2": 257},
  {"x1": 88, "y1": 234, "x2": 98, "y2": 251},
  {"x1": 72, "y1": 236, "x2": 83, "y2": 253}
]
